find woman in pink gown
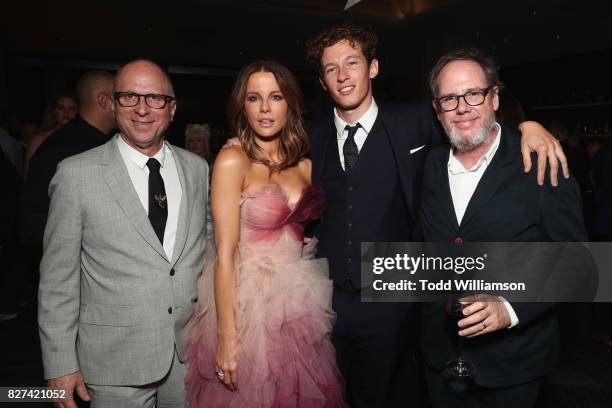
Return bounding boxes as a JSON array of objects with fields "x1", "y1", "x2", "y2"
[{"x1": 185, "y1": 61, "x2": 346, "y2": 407}]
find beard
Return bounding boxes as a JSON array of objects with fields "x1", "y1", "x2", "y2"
[{"x1": 446, "y1": 116, "x2": 496, "y2": 152}]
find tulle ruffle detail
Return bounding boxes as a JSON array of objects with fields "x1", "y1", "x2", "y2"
[{"x1": 185, "y1": 241, "x2": 346, "y2": 408}]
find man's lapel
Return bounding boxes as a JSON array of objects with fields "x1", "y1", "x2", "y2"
[
  {"x1": 378, "y1": 108, "x2": 415, "y2": 223},
  {"x1": 168, "y1": 145, "x2": 193, "y2": 266},
  {"x1": 459, "y1": 130, "x2": 518, "y2": 229},
  {"x1": 101, "y1": 138, "x2": 169, "y2": 262},
  {"x1": 436, "y1": 154, "x2": 460, "y2": 231}
]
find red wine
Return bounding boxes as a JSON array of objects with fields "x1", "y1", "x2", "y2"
[{"x1": 446, "y1": 301, "x2": 464, "y2": 325}]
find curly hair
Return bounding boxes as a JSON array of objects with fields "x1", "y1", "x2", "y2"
[
  {"x1": 227, "y1": 61, "x2": 310, "y2": 173},
  {"x1": 305, "y1": 22, "x2": 378, "y2": 70}
]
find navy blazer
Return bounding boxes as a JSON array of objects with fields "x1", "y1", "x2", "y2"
[
  {"x1": 310, "y1": 101, "x2": 443, "y2": 225},
  {"x1": 308, "y1": 101, "x2": 444, "y2": 285},
  {"x1": 419, "y1": 127, "x2": 590, "y2": 387}
]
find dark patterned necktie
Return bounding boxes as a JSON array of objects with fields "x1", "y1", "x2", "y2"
[
  {"x1": 146, "y1": 158, "x2": 167, "y2": 244},
  {"x1": 343, "y1": 123, "x2": 360, "y2": 174}
]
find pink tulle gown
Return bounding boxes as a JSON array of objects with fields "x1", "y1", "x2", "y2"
[{"x1": 185, "y1": 184, "x2": 347, "y2": 408}]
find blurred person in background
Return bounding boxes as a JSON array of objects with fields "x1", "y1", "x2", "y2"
[
  {"x1": 24, "y1": 93, "x2": 78, "y2": 174},
  {"x1": 18, "y1": 71, "x2": 115, "y2": 306},
  {"x1": 185, "y1": 122, "x2": 211, "y2": 162},
  {"x1": 7, "y1": 111, "x2": 39, "y2": 156},
  {"x1": 0, "y1": 110, "x2": 25, "y2": 174}
]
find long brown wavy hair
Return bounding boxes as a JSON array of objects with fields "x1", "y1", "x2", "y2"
[{"x1": 227, "y1": 61, "x2": 310, "y2": 173}]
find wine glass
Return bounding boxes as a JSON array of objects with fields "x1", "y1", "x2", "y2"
[{"x1": 444, "y1": 294, "x2": 475, "y2": 378}]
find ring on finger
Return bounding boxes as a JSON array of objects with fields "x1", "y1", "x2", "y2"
[
  {"x1": 216, "y1": 370, "x2": 225, "y2": 380},
  {"x1": 482, "y1": 321, "x2": 487, "y2": 330}
]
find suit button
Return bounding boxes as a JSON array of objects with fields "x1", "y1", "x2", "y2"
[
  {"x1": 348, "y1": 257, "x2": 352, "y2": 263},
  {"x1": 454, "y1": 237, "x2": 463, "y2": 245},
  {"x1": 347, "y1": 204, "x2": 353, "y2": 210},
  {"x1": 348, "y1": 186, "x2": 353, "y2": 191},
  {"x1": 168, "y1": 307, "x2": 173, "y2": 315},
  {"x1": 170, "y1": 268, "x2": 175, "y2": 276},
  {"x1": 348, "y1": 223, "x2": 352, "y2": 228},
  {"x1": 348, "y1": 240, "x2": 353, "y2": 246}
]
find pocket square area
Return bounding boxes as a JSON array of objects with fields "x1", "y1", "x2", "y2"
[{"x1": 410, "y1": 145, "x2": 426, "y2": 154}]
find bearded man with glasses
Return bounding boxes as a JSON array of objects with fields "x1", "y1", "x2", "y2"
[{"x1": 419, "y1": 48, "x2": 588, "y2": 408}]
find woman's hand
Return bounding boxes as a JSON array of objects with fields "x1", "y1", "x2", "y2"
[
  {"x1": 210, "y1": 147, "x2": 246, "y2": 392},
  {"x1": 215, "y1": 335, "x2": 238, "y2": 391}
]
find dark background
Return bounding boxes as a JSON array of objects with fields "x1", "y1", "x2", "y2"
[
  {"x1": 2, "y1": 0, "x2": 612, "y2": 149},
  {"x1": 1, "y1": 1, "x2": 611, "y2": 406}
]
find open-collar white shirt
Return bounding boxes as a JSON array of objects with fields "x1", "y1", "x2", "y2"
[
  {"x1": 446, "y1": 123, "x2": 519, "y2": 328},
  {"x1": 447, "y1": 122, "x2": 502, "y2": 225}
]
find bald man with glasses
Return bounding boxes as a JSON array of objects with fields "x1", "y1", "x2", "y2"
[{"x1": 39, "y1": 59, "x2": 211, "y2": 408}]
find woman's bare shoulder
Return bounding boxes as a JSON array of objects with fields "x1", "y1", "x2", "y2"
[
  {"x1": 214, "y1": 146, "x2": 249, "y2": 169},
  {"x1": 298, "y1": 158, "x2": 312, "y2": 184}
]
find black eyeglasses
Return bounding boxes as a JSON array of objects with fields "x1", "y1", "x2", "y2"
[
  {"x1": 435, "y1": 86, "x2": 496, "y2": 112},
  {"x1": 113, "y1": 92, "x2": 176, "y2": 109}
]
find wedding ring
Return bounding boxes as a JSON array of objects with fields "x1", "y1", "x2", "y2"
[
  {"x1": 216, "y1": 370, "x2": 225, "y2": 380},
  {"x1": 482, "y1": 321, "x2": 487, "y2": 329}
]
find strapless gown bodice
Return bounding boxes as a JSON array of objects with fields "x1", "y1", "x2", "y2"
[{"x1": 238, "y1": 184, "x2": 326, "y2": 262}]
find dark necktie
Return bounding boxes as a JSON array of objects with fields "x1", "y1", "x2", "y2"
[
  {"x1": 343, "y1": 123, "x2": 360, "y2": 174},
  {"x1": 146, "y1": 158, "x2": 167, "y2": 244}
]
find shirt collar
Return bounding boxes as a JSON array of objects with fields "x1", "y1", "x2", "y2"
[
  {"x1": 334, "y1": 97, "x2": 379, "y2": 139},
  {"x1": 448, "y1": 122, "x2": 502, "y2": 174},
  {"x1": 116, "y1": 133, "x2": 167, "y2": 169}
]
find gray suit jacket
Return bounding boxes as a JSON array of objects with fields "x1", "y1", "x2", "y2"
[{"x1": 38, "y1": 137, "x2": 210, "y2": 385}]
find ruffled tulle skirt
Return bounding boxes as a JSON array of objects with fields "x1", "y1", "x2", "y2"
[{"x1": 185, "y1": 241, "x2": 346, "y2": 407}]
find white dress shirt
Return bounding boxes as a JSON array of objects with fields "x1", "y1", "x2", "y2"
[
  {"x1": 446, "y1": 123, "x2": 519, "y2": 328},
  {"x1": 447, "y1": 123, "x2": 502, "y2": 225},
  {"x1": 116, "y1": 134, "x2": 182, "y2": 261},
  {"x1": 333, "y1": 98, "x2": 378, "y2": 170}
]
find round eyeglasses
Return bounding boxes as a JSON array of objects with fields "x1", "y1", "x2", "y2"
[
  {"x1": 113, "y1": 92, "x2": 175, "y2": 109},
  {"x1": 435, "y1": 86, "x2": 495, "y2": 112}
]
